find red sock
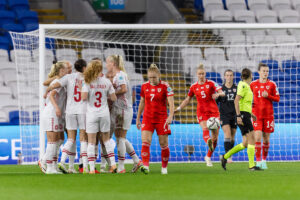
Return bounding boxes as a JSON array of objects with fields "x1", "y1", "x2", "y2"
[
  {"x1": 255, "y1": 142, "x2": 262, "y2": 162},
  {"x1": 203, "y1": 129, "x2": 210, "y2": 143},
  {"x1": 262, "y1": 142, "x2": 270, "y2": 160},
  {"x1": 206, "y1": 140, "x2": 217, "y2": 157},
  {"x1": 141, "y1": 142, "x2": 150, "y2": 167},
  {"x1": 161, "y1": 146, "x2": 170, "y2": 168}
]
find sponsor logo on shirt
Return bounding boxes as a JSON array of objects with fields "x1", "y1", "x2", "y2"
[
  {"x1": 201, "y1": 87, "x2": 204, "y2": 89},
  {"x1": 261, "y1": 86, "x2": 264, "y2": 88},
  {"x1": 266, "y1": 86, "x2": 270, "y2": 89},
  {"x1": 151, "y1": 89, "x2": 155, "y2": 92},
  {"x1": 146, "y1": 89, "x2": 149, "y2": 92}
]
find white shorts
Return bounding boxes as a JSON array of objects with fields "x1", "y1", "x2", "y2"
[
  {"x1": 66, "y1": 114, "x2": 86, "y2": 130},
  {"x1": 111, "y1": 107, "x2": 133, "y2": 131},
  {"x1": 86, "y1": 114, "x2": 110, "y2": 134},
  {"x1": 42, "y1": 116, "x2": 64, "y2": 132}
]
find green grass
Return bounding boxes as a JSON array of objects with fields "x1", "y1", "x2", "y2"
[{"x1": 0, "y1": 162, "x2": 300, "y2": 200}]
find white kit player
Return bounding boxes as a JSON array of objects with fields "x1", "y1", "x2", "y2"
[
  {"x1": 106, "y1": 55, "x2": 142, "y2": 173},
  {"x1": 45, "y1": 59, "x2": 88, "y2": 173},
  {"x1": 39, "y1": 61, "x2": 67, "y2": 174},
  {"x1": 81, "y1": 60, "x2": 118, "y2": 174}
]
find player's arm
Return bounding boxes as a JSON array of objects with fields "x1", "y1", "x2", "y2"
[
  {"x1": 234, "y1": 95, "x2": 243, "y2": 125},
  {"x1": 81, "y1": 92, "x2": 88, "y2": 101},
  {"x1": 136, "y1": 97, "x2": 145, "y2": 130},
  {"x1": 115, "y1": 84, "x2": 127, "y2": 95},
  {"x1": 44, "y1": 82, "x2": 62, "y2": 99},
  {"x1": 109, "y1": 92, "x2": 117, "y2": 102},
  {"x1": 43, "y1": 76, "x2": 57, "y2": 86},
  {"x1": 262, "y1": 84, "x2": 280, "y2": 102},
  {"x1": 175, "y1": 96, "x2": 192, "y2": 113},
  {"x1": 132, "y1": 89, "x2": 136, "y2": 104},
  {"x1": 166, "y1": 96, "x2": 174, "y2": 124},
  {"x1": 49, "y1": 90, "x2": 61, "y2": 117}
]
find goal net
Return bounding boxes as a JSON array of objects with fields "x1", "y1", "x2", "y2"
[{"x1": 10, "y1": 24, "x2": 300, "y2": 164}]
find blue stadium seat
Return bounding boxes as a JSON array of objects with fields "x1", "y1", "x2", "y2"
[
  {"x1": 8, "y1": 0, "x2": 29, "y2": 12},
  {"x1": 0, "y1": 0, "x2": 6, "y2": 10},
  {"x1": 16, "y1": 10, "x2": 38, "y2": 24},
  {"x1": 253, "y1": 72, "x2": 259, "y2": 79},
  {"x1": 261, "y1": 60, "x2": 279, "y2": 70},
  {"x1": 234, "y1": 72, "x2": 241, "y2": 84},
  {"x1": 9, "y1": 111, "x2": 30, "y2": 125},
  {"x1": 0, "y1": 11, "x2": 15, "y2": 24},
  {"x1": 0, "y1": 35, "x2": 10, "y2": 51},
  {"x1": 282, "y1": 60, "x2": 299, "y2": 69},
  {"x1": 206, "y1": 72, "x2": 223, "y2": 85},
  {"x1": 32, "y1": 111, "x2": 39, "y2": 124},
  {"x1": 2, "y1": 23, "x2": 25, "y2": 32},
  {"x1": 24, "y1": 23, "x2": 38, "y2": 31}
]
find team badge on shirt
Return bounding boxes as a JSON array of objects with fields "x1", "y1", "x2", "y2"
[
  {"x1": 233, "y1": 89, "x2": 236, "y2": 92},
  {"x1": 206, "y1": 85, "x2": 209, "y2": 89},
  {"x1": 158, "y1": 88, "x2": 161, "y2": 92}
]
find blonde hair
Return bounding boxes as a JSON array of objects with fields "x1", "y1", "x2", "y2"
[
  {"x1": 48, "y1": 61, "x2": 66, "y2": 78},
  {"x1": 197, "y1": 63, "x2": 205, "y2": 71},
  {"x1": 107, "y1": 55, "x2": 126, "y2": 73},
  {"x1": 83, "y1": 60, "x2": 103, "y2": 84},
  {"x1": 148, "y1": 63, "x2": 160, "y2": 74}
]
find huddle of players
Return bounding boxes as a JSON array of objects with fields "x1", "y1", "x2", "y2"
[
  {"x1": 176, "y1": 62, "x2": 279, "y2": 171},
  {"x1": 39, "y1": 55, "x2": 143, "y2": 174}
]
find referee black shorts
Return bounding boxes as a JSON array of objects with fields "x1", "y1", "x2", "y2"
[
  {"x1": 238, "y1": 111, "x2": 254, "y2": 136},
  {"x1": 220, "y1": 114, "x2": 237, "y2": 129}
]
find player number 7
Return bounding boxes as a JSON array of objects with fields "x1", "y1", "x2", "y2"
[{"x1": 150, "y1": 94, "x2": 155, "y2": 101}]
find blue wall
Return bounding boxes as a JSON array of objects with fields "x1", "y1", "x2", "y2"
[{"x1": 0, "y1": 124, "x2": 300, "y2": 164}]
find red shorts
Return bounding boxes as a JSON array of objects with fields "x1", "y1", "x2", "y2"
[
  {"x1": 141, "y1": 120, "x2": 171, "y2": 135},
  {"x1": 197, "y1": 113, "x2": 220, "y2": 123},
  {"x1": 253, "y1": 116, "x2": 274, "y2": 133}
]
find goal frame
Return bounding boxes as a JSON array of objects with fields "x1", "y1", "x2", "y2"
[{"x1": 38, "y1": 23, "x2": 300, "y2": 159}]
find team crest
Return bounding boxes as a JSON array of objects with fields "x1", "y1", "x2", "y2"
[
  {"x1": 158, "y1": 88, "x2": 161, "y2": 92},
  {"x1": 266, "y1": 86, "x2": 270, "y2": 89},
  {"x1": 206, "y1": 85, "x2": 209, "y2": 89},
  {"x1": 233, "y1": 89, "x2": 236, "y2": 92}
]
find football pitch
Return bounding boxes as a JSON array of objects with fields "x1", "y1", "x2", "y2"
[{"x1": 0, "y1": 162, "x2": 299, "y2": 200}]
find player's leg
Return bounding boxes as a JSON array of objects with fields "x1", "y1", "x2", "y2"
[
  {"x1": 141, "y1": 121, "x2": 154, "y2": 174},
  {"x1": 45, "y1": 131, "x2": 60, "y2": 174},
  {"x1": 86, "y1": 115, "x2": 99, "y2": 174},
  {"x1": 253, "y1": 119, "x2": 263, "y2": 167},
  {"x1": 199, "y1": 120, "x2": 213, "y2": 151},
  {"x1": 228, "y1": 127, "x2": 237, "y2": 163},
  {"x1": 99, "y1": 135, "x2": 109, "y2": 172},
  {"x1": 100, "y1": 115, "x2": 117, "y2": 173},
  {"x1": 79, "y1": 129, "x2": 88, "y2": 173},
  {"x1": 59, "y1": 129, "x2": 76, "y2": 173},
  {"x1": 115, "y1": 129, "x2": 127, "y2": 173},
  {"x1": 261, "y1": 132, "x2": 271, "y2": 169},
  {"x1": 158, "y1": 134, "x2": 169, "y2": 175}
]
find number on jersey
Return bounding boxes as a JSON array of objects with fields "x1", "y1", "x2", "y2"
[
  {"x1": 74, "y1": 85, "x2": 81, "y2": 102},
  {"x1": 94, "y1": 91, "x2": 102, "y2": 107}
]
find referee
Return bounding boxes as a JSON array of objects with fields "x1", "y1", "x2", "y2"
[
  {"x1": 221, "y1": 68, "x2": 262, "y2": 171},
  {"x1": 216, "y1": 69, "x2": 237, "y2": 163}
]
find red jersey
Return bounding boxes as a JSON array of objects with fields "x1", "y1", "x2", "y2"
[
  {"x1": 188, "y1": 80, "x2": 221, "y2": 116},
  {"x1": 250, "y1": 79, "x2": 280, "y2": 119},
  {"x1": 140, "y1": 80, "x2": 174, "y2": 123}
]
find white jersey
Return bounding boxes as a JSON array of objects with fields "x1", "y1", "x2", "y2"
[
  {"x1": 113, "y1": 71, "x2": 133, "y2": 109},
  {"x1": 82, "y1": 75, "x2": 115, "y2": 117},
  {"x1": 43, "y1": 79, "x2": 67, "y2": 118},
  {"x1": 58, "y1": 72, "x2": 87, "y2": 114}
]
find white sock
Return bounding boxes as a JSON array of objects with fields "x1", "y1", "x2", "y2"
[
  {"x1": 125, "y1": 139, "x2": 139, "y2": 163},
  {"x1": 100, "y1": 144, "x2": 108, "y2": 168},
  {"x1": 69, "y1": 142, "x2": 76, "y2": 169},
  {"x1": 87, "y1": 143, "x2": 95, "y2": 171},
  {"x1": 104, "y1": 141, "x2": 116, "y2": 166},
  {"x1": 46, "y1": 142, "x2": 56, "y2": 170},
  {"x1": 80, "y1": 141, "x2": 88, "y2": 168},
  {"x1": 117, "y1": 137, "x2": 126, "y2": 171},
  {"x1": 61, "y1": 139, "x2": 74, "y2": 164}
]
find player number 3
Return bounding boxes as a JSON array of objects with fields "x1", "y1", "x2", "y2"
[{"x1": 94, "y1": 91, "x2": 102, "y2": 108}]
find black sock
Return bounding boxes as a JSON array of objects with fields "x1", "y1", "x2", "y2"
[
  {"x1": 224, "y1": 138, "x2": 231, "y2": 153},
  {"x1": 231, "y1": 140, "x2": 235, "y2": 149}
]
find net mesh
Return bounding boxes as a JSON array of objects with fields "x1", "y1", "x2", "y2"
[{"x1": 10, "y1": 26, "x2": 300, "y2": 163}]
